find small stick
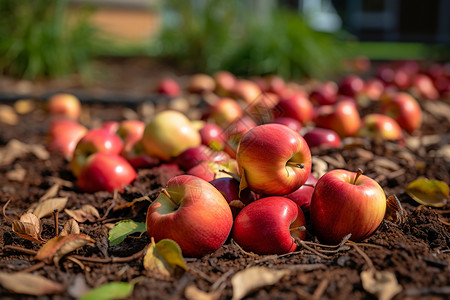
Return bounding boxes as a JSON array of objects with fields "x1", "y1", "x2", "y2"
[
  {"x1": 296, "y1": 239, "x2": 330, "y2": 259},
  {"x1": 2, "y1": 245, "x2": 37, "y2": 255},
  {"x1": 348, "y1": 242, "x2": 375, "y2": 271},
  {"x1": 287, "y1": 162, "x2": 305, "y2": 169},
  {"x1": 2, "y1": 199, "x2": 14, "y2": 223},
  {"x1": 232, "y1": 239, "x2": 259, "y2": 258},
  {"x1": 53, "y1": 209, "x2": 59, "y2": 236},
  {"x1": 211, "y1": 269, "x2": 235, "y2": 291},
  {"x1": 312, "y1": 278, "x2": 329, "y2": 300},
  {"x1": 290, "y1": 226, "x2": 306, "y2": 232},
  {"x1": 19, "y1": 261, "x2": 45, "y2": 273}
]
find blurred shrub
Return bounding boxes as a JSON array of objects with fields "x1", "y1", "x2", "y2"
[
  {"x1": 152, "y1": 0, "x2": 343, "y2": 79},
  {"x1": 0, "y1": 0, "x2": 101, "y2": 79}
]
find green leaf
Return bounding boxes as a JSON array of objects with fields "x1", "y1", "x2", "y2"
[
  {"x1": 79, "y1": 282, "x2": 134, "y2": 300},
  {"x1": 143, "y1": 238, "x2": 187, "y2": 278},
  {"x1": 108, "y1": 220, "x2": 146, "y2": 246},
  {"x1": 406, "y1": 178, "x2": 449, "y2": 207}
]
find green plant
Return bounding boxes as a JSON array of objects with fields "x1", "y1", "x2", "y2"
[{"x1": 0, "y1": 0, "x2": 101, "y2": 79}]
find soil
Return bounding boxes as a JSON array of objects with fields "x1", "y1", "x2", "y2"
[{"x1": 0, "y1": 59, "x2": 449, "y2": 299}]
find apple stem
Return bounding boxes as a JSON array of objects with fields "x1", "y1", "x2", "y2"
[
  {"x1": 302, "y1": 183, "x2": 315, "y2": 188},
  {"x1": 353, "y1": 168, "x2": 363, "y2": 185},
  {"x1": 219, "y1": 169, "x2": 241, "y2": 182},
  {"x1": 289, "y1": 226, "x2": 306, "y2": 232},
  {"x1": 287, "y1": 162, "x2": 304, "y2": 169},
  {"x1": 161, "y1": 189, "x2": 178, "y2": 207}
]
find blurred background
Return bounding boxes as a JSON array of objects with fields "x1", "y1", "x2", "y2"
[{"x1": 0, "y1": 0, "x2": 448, "y2": 93}]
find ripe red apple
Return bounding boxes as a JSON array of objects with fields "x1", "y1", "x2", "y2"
[
  {"x1": 310, "y1": 169, "x2": 386, "y2": 244},
  {"x1": 233, "y1": 79, "x2": 262, "y2": 104},
  {"x1": 101, "y1": 121, "x2": 120, "y2": 134},
  {"x1": 358, "y1": 114, "x2": 403, "y2": 141},
  {"x1": 207, "y1": 98, "x2": 243, "y2": 128},
  {"x1": 377, "y1": 65, "x2": 395, "y2": 85},
  {"x1": 71, "y1": 129, "x2": 124, "y2": 177},
  {"x1": 199, "y1": 123, "x2": 226, "y2": 150},
  {"x1": 232, "y1": 197, "x2": 306, "y2": 255},
  {"x1": 174, "y1": 145, "x2": 229, "y2": 171},
  {"x1": 142, "y1": 110, "x2": 201, "y2": 161},
  {"x1": 285, "y1": 173, "x2": 318, "y2": 212},
  {"x1": 156, "y1": 78, "x2": 181, "y2": 97},
  {"x1": 47, "y1": 120, "x2": 87, "y2": 159},
  {"x1": 146, "y1": 175, "x2": 233, "y2": 257},
  {"x1": 77, "y1": 153, "x2": 136, "y2": 193},
  {"x1": 265, "y1": 75, "x2": 286, "y2": 96},
  {"x1": 381, "y1": 92, "x2": 422, "y2": 133},
  {"x1": 303, "y1": 128, "x2": 341, "y2": 149},
  {"x1": 47, "y1": 93, "x2": 82, "y2": 120},
  {"x1": 214, "y1": 71, "x2": 237, "y2": 96},
  {"x1": 273, "y1": 93, "x2": 313, "y2": 125},
  {"x1": 188, "y1": 74, "x2": 216, "y2": 94},
  {"x1": 116, "y1": 120, "x2": 145, "y2": 153},
  {"x1": 309, "y1": 81, "x2": 338, "y2": 106},
  {"x1": 237, "y1": 124, "x2": 312, "y2": 195},
  {"x1": 272, "y1": 117, "x2": 302, "y2": 132},
  {"x1": 222, "y1": 116, "x2": 257, "y2": 158},
  {"x1": 313, "y1": 100, "x2": 362, "y2": 137},
  {"x1": 412, "y1": 74, "x2": 439, "y2": 100},
  {"x1": 186, "y1": 159, "x2": 237, "y2": 182},
  {"x1": 338, "y1": 75, "x2": 364, "y2": 98},
  {"x1": 122, "y1": 141, "x2": 160, "y2": 168},
  {"x1": 363, "y1": 78, "x2": 385, "y2": 101}
]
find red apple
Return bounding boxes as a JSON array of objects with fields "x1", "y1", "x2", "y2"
[
  {"x1": 101, "y1": 121, "x2": 120, "y2": 134},
  {"x1": 142, "y1": 110, "x2": 201, "y2": 161},
  {"x1": 116, "y1": 120, "x2": 145, "y2": 153},
  {"x1": 146, "y1": 175, "x2": 233, "y2": 257},
  {"x1": 313, "y1": 100, "x2": 362, "y2": 137},
  {"x1": 186, "y1": 159, "x2": 237, "y2": 182},
  {"x1": 232, "y1": 197, "x2": 306, "y2": 255},
  {"x1": 233, "y1": 80, "x2": 262, "y2": 104},
  {"x1": 71, "y1": 129, "x2": 124, "y2": 177},
  {"x1": 265, "y1": 75, "x2": 286, "y2": 96},
  {"x1": 222, "y1": 116, "x2": 257, "y2": 158},
  {"x1": 358, "y1": 114, "x2": 403, "y2": 141},
  {"x1": 47, "y1": 93, "x2": 82, "y2": 120},
  {"x1": 309, "y1": 81, "x2": 338, "y2": 106},
  {"x1": 47, "y1": 120, "x2": 87, "y2": 159},
  {"x1": 381, "y1": 92, "x2": 422, "y2": 133},
  {"x1": 208, "y1": 98, "x2": 243, "y2": 128},
  {"x1": 237, "y1": 124, "x2": 312, "y2": 195},
  {"x1": 156, "y1": 78, "x2": 181, "y2": 97},
  {"x1": 77, "y1": 153, "x2": 136, "y2": 193},
  {"x1": 273, "y1": 93, "x2": 313, "y2": 125},
  {"x1": 377, "y1": 65, "x2": 395, "y2": 85},
  {"x1": 310, "y1": 169, "x2": 386, "y2": 244},
  {"x1": 412, "y1": 74, "x2": 439, "y2": 100},
  {"x1": 363, "y1": 78, "x2": 385, "y2": 101},
  {"x1": 338, "y1": 75, "x2": 364, "y2": 98},
  {"x1": 188, "y1": 74, "x2": 216, "y2": 94},
  {"x1": 122, "y1": 141, "x2": 160, "y2": 168},
  {"x1": 199, "y1": 123, "x2": 226, "y2": 150},
  {"x1": 247, "y1": 92, "x2": 280, "y2": 124},
  {"x1": 272, "y1": 117, "x2": 302, "y2": 132},
  {"x1": 285, "y1": 173, "x2": 318, "y2": 212},
  {"x1": 174, "y1": 145, "x2": 229, "y2": 171},
  {"x1": 214, "y1": 71, "x2": 237, "y2": 96},
  {"x1": 303, "y1": 128, "x2": 341, "y2": 149}
]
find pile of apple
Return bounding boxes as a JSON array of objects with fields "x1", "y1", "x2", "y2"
[{"x1": 45, "y1": 60, "x2": 448, "y2": 257}]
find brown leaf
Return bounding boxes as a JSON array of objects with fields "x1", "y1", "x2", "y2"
[
  {"x1": 0, "y1": 139, "x2": 49, "y2": 167},
  {"x1": 64, "y1": 205, "x2": 100, "y2": 223},
  {"x1": 31, "y1": 197, "x2": 68, "y2": 219},
  {"x1": 185, "y1": 285, "x2": 220, "y2": 300},
  {"x1": 60, "y1": 219, "x2": 80, "y2": 236},
  {"x1": 0, "y1": 272, "x2": 64, "y2": 296},
  {"x1": 6, "y1": 165, "x2": 26, "y2": 182},
  {"x1": 361, "y1": 270, "x2": 402, "y2": 300},
  {"x1": 231, "y1": 267, "x2": 291, "y2": 300},
  {"x1": 11, "y1": 213, "x2": 43, "y2": 243},
  {"x1": 143, "y1": 238, "x2": 187, "y2": 278},
  {"x1": 384, "y1": 195, "x2": 406, "y2": 224},
  {"x1": 39, "y1": 184, "x2": 60, "y2": 201},
  {"x1": 0, "y1": 105, "x2": 19, "y2": 125},
  {"x1": 229, "y1": 200, "x2": 245, "y2": 209},
  {"x1": 35, "y1": 234, "x2": 95, "y2": 266}
]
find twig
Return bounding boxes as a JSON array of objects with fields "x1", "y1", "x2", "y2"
[
  {"x1": 19, "y1": 261, "x2": 45, "y2": 273},
  {"x1": 70, "y1": 247, "x2": 147, "y2": 264},
  {"x1": 98, "y1": 191, "x2": 118, "y2": 221},
  {"x1": 2, "y1": 199, "x2": 14, "y2": 223},
  {"x1": 53, "y1": 209, "x2": 59, "y2": 236},
  {"x1": 211, "y1": 269, "x2": 235, "y2": 291},
  {"x1": 347, "y1": 242, "x2": 375, "y2": 271},
  {"x1": 312, "y1": 278, "x2": 329, "y2": 300},
  {"x1": 189, "y1": 267, "x2": 214, "y2": 284},
  {"x1": 2, "y1": 245, "x2": 37, "y2": 255},
  {"x1": 231, "y1": 239, "x2": 259, "y2": 258},
  {"x1": 296, "y1": 239, "x2": 331, "y2": 259}
]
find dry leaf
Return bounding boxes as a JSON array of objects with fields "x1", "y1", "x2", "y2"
[
  {"x1": 60, "y1": 219, "x2": 80, "y2": 236},
  {"x1": 31, "y1": 197, "x2": 68, "y2": 219},
  {"x1": 231, "y1": 267, "x2": 291, "y2": 300},
  {"x1": 185, "y1": 285, "x2": 220, "y2": 300},
  {"x1": 312, "y1": 157, "x2": 328, "y2": 179},
  {"x1": 0, "y1": 272, "x2": 64, "y2": 295},
  {"x1": 406, "y1": 178, "x2": 449, "y2": 207},
  {"x1": 0, "y1": 139, "x2": 49, "y2": 167},
  {"x1": 143, "y1": 238, "x2": 187, "y2": 278},
  {"x1": 65, "y1": 205, "x2": 100, "y2": 223},
  {"x1": 35, "y1": 234, "x2": 95, "y2": 266},
  {"x1": 11, "y1": 213, "x2": 43, "y2": 243},
  {"x1": 0, "y1": 105, "x2": 19, "y2": 125},
  {"x1": 384, "y1": 195, "x2": 406, "y2": 224},
  {"x1": 229, "y1": 200, "x2": 245, "y2": 209},
  {"x1": 6, "y1": 165, "x2": 26, "y2": 182},
  {"x1": 39, "y1": 184, "x2": 60, "y2": 201},
  {"x1": 361, "y1": 270, "x2": 402, "y2": 300}
]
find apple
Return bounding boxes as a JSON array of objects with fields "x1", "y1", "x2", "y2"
[
  {"x1": 237, "y1": 124, "x2": 311, "y2": 195},
  {"x1": 265, "y1": 75, "x2": 286, "y2": 96},
  {"x1": 188, "y1": 74, "x2": 216, "y2": 94},
  {"x1": 47, "y1": 93, "x2": 82, "y2": 120},
  {"x1": 156, "y1": 78, "x2": 181, "y2": 97},
  {"x1": 77, "y1": 153, "x2": 136, "y2": 193},
  {"x1": 186, "y1": 159, "x2": 237, "y2": 182},
  {"x1": 363, "y1": 78, "x2": 385, "y2": 101},
  {"x1": 207, "y1": 98, "x2": 243, "y2": 128},
  {"x1": 309, "y1": 81, "x2": 338, "y2": 106},
  {"x1": 303, "y1": 128, "x2": 341, "y2": 149},
  {"x1": 273, "y1": 93, "x2": 313, "y2": 125},
  {"x1": 392, "y1": 68, "x2": 410, "y2": 89},
  {"x1": 310, "y1": 169, "x2": 386, "y2": 244},
  {"x1": 71, "y1": 128, "x2": 124, "y2": 177},
  {"x1": 358, "y1": 114, "x2": 403, "y2": 141},
  {"x1": 214, "y1": 71, "x2": 237, "y2": 96},
  {"x1": 313, "y1": 100, "x2": 361, "y2": 137},
  {"x1": 101, "y1": 121, "x2": 120, "y2": 134},
  {"x1": 47, "y1": 120, "x2": 87, "y2": 159},
  {"x1": 146, "y1": 175, "x2": 233, "y2": 257},
  {"x1": 222, "y1": 116, "x2": 257, "y2": 158},
  {"x1": 233, "y1": 79, "x2": 262, "y2": 104},
  {"x1": 285, "y1": 173, "x2": 318, "y2": 213},
  {"x1": 272, "y1": 117, "x2": 302, "y2": 132},
  {"x1": 412, "y1": 74, "x2": 439, "y2": 100},
  {"x1": 142, "y1": 110, "x2": 201, "y2": 161},
  {"x1": 338, "y1": 75, "x2": 364, "y2": 98},
  {"x1": 174, "y1": 145, "x2": 229, "y2": 171},
  {"x1": 116, "y1": 120, "x2": 145, "y2": 153},
  {"x1": 247, "y1": 92, "x2": 280, "y2": 124},
  {"x1": 122, "y1": 140, "x2": 160, "y2": 168},
  {"x1": 199, "y1": 123, "x2": 226, "y2": 150},
  {"x1": 232, "y1": 197, "x2": 306, "y2": 255},
  {"x1": 377, "y1": 65, "x2": 395, "y2": 85},
  {"x1": 381, "y1": 92, "x2": 422, "y2": 133}
]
